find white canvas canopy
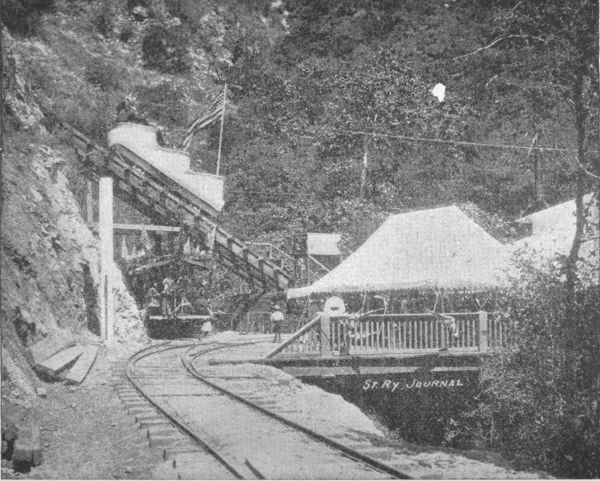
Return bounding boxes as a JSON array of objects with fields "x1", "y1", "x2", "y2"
[
  {"x1": 307, "y1": 233, "x2": 341, "y2": 256},
  {"x1": 287, "y1": 206, "x2": 512, "y2": 299},
  {"x1": 512, "y1": 193, "x2": 599, "y2": 268}
]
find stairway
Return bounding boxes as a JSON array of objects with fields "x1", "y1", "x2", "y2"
[
  {"x1": 63, "y1": 122, "x2": 290, "y2": 292},
  {"x1": 246, "y1": 242, "x2": 330, "y2": 285}
]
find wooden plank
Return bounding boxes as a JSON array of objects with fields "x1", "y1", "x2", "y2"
[
  {"x1": 61, "y1": 345, "x2": 99, "y2": 385},
  {"x1": 358, "y1": 366, "x2": 419, "y2": 375},
  {"x1": 282, "y1": 366, "x2": 356, "y2": 378},
  {"x1": 430, "y1": 366, "x2": 480, "y2": 372},
  {"x1": 37, "y1": 346, "x2": 83, "y2": 377},
  {"x1": 320, "y1": 314, "x2": 331, "y2": 356},
  {"x1": 265, "y1": 315, "x2": 320, "y2": 358},
  {"x1": 479, "y1": 311, "x2": 489, "y2": 353},
  {"x1": 359, "y1": 320, "x2": 364, "y2": 351},
  {"x1": 94, "y1": 223, "x2": 181, "y2": 232},
  {"x1": 29, "y1": 332, "x2": 76, "y2": 366}
]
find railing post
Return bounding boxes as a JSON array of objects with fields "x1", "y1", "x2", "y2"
[
  {"x1": 320, "y1": 313, "x2": 331, "y2": 356},
  {"x1": 478, "y1": 311, "x2": 488, "y2": 354}
]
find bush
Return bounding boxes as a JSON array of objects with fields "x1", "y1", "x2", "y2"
[
  {"x1": 91, "y1": 8, "x2": 113, "y2": 37},
  {"x1": 449, "y1": 259, "x2": 600, "y2": 477},
  {"x1": 85, "y1": 58, "x2": 121, "y2": 91},
  {"x1": 134, "y1": 82, "x2": 187, "y2": 127},
  {"x1": 119, "y1": 23, "x2": 135, "y2": 43},
  {"x1": 1, "y1": 0, "x2": 54, "y2": 35},
  {"x1": 141, "y1": 25, "x2": 191, "y2": 74}
]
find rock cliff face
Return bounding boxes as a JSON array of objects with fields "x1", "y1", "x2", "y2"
[{"x1": 1, "y1": 36, "x2": 147, "y2": 406}]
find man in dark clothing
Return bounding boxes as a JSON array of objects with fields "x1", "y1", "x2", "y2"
[{"x1": 146, "y1": 283, "x2": 160, "y2": 315}]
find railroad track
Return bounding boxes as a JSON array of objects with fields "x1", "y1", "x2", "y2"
[{"x1": 120, "y1": 340, "x2": 413, "y2": 479}]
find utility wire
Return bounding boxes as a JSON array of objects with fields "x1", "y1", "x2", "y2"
[{"x1": 334, "y1": 128, "x2": 598, "y2": 154}]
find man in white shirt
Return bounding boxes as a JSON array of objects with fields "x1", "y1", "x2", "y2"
[{"x1": 270, "y1": 304, "x2": 284, "y2": 343}]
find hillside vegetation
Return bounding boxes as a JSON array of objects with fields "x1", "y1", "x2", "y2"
[
  {"x1": 2, "y1": 0, "x2": 599, "y2": 478},
  {"x1": 4, "y1": 0, "x2": 597, "y2": 246}
]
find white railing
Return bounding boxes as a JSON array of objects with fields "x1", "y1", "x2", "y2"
[{"x1": 269, "y1": 311, "x2": 510, "y2": 358}]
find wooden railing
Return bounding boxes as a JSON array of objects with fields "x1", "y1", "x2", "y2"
[
  {"x1": 268, "y1": 311, "x2": 510, "y2": 358},
  {"x1": 246, "y1": 242, "x2": 330, "y2": 283}
]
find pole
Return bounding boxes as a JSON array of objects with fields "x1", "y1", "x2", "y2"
[
  {"x1": 360, "y1": 137, "x2": 368, "y2": 199},
  {"x1": 86, "y1": 180, "x2": 93, "y2": 223},
  {"x1": 359, "y1": 114, "x2": 377, "y2": 199},
  {"x1": 216, "y1": 84, "x2": 227, "y2": 176},
  {"x1": 99, "y1": 177, "x2": 114, "y2": 342}
]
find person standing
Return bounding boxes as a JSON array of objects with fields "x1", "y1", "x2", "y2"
[
  {"x1": 146, "y1": 283, "x2": 160, "y2": 312},
  {"x1": 270, "y1": 304, "x2": 284, "y2": 343},
  {"x1": 161, "y1": 276, "x2": 175, "y2": 316}
]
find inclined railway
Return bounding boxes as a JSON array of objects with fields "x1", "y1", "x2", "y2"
[{"x1": 58, "y1": 121, "x2": 291, "y2": 292}]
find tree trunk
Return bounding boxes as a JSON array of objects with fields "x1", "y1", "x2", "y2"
[
  {"x1": 563, "y1": 70, "x2": 587, "y2": 388},
  {"x1": 360, "y1": 144, "x2": 368, "y2": 199},
  {"x1": 533, "y1": 131, "x2": 545, "y2": 207}
]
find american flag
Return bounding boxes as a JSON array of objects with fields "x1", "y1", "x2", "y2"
[{"x1": 182, "y1": 87, "x2": 227, "y2": 151}]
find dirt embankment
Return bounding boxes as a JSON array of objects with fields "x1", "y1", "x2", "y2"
[{"x1": 2, "y1": 29, "x2": 150, "y2": 477}]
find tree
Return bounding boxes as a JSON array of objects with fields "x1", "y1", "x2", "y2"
[
  {"x1": 1, "y1": 0, "x2": 54, "y2": 35},
  {"x1": 495, "y1": 0, "x2": 598, "y2": 384},
  {"x1": 141, "y1": 25, "x2": 191, "y2": 74}
]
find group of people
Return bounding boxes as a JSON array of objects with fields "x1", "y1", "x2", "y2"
[{"x1": 145, "y1": 277, "x2": 177, "y2": 316}]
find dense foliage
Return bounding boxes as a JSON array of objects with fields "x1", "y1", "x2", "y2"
[
  {"x1": 3, "y1": 1, "x2": 599, "y2": 476},
  {"x1": 0, "y1": 0, "x2": 54, "y2": 35},
  {"x1": 450, "y1": 259, "x2": 600, "y2": 477},
  {"x1": 141, "y1": 25, "x2": 191, "y2": 74}
]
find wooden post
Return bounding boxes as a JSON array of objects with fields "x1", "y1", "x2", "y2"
[
  {"x1": 320, "y1": 313, "x2": 331, "y2": 356},
  {"x1": 99, "y1": 177, "x2": 114, "y2": 343},
  {"x1": 86, "y1": 180, "x2": 93, "y2": 223},
  {"x1": 478, "y1": 310, "x2": 488, "y2": 354},
  {"x1": 305, "y1": 252, "x2": 310, "y2": 285}
]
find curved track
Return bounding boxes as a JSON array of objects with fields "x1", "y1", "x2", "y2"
[{"x1": 125, "y1": 340, "x2": 413, "y2": 479}]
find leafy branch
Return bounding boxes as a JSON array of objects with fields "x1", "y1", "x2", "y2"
[{"x1": 453, "y1": 34, "x2": 547, "y2": 60}]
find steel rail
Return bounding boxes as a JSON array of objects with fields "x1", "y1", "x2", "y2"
[
  {"x1": 183, "y1": 344, "x2": 414, "y2": 479},
  {"x1": 126, "y1": 341, "x2": 251, "y2": 479}
]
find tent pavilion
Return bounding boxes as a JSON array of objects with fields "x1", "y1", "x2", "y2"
[
  {"x1": 511, "y1": 193, "x2": 599, "y2": 279},
  {"x1": 287, "y1": 205, "x2": 513, "y2": 300}
]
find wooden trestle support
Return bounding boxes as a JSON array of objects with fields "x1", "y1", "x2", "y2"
[{"x1": 63, "y1": 123, "x2": 291, "y2": 293}]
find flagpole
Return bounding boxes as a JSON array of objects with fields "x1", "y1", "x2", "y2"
[{"x1": 216, "y1": 84, "x2": 227, "y2": 176}]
